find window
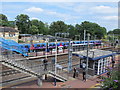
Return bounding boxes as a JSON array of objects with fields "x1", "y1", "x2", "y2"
[
  {"x1": 9, "y1": 33, "x2": 13, "y2": 37},
  {"x1": 9, "y1": 32, "x2": 13, "y2": 37},
  {"x1": 3, "y1": 32, "x2": 5, "y2": 37}
]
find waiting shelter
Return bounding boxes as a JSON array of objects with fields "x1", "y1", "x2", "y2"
[{"x1": 72, "y1": 49, "x2": 117, "y2": 76}]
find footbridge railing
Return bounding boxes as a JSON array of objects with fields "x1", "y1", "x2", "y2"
[{"x1": 1, "y1": 55, "x2": 68, "y2": 83}]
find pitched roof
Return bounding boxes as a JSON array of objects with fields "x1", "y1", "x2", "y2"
[{"x1": 0, "y1": 26, "x2": 19, "y2": 32}]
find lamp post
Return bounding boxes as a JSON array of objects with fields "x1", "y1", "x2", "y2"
[
  {"x1": 86, "y1": 33, "x2": 90, "y2": 80},
  {"x1": 84, "y1": 30, "x2": 86, "y2": 44},
  {"x1": 54, "y1": 32, "x2": 58, "y2": 86},
  {"x1": 45, "y1": 38, "x2": 49, "y2": 59},
  {"x1": 68, "y1": 39, "x2": 73, "y2": 72},
  {"x1": 94, "y1": 35, "x2": 97, "y2": 40}
]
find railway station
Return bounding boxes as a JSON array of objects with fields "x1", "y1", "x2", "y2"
[{"x1": 0, "y1": 34, "x2": 119, "y2": 88}]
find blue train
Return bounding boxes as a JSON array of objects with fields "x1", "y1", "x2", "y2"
[
  {"x1": 0, "y1": 37, "x2": 101, "y2": 56},
  {"x1": 20, "y1": 40, "x2": 102, "y2": 51}
]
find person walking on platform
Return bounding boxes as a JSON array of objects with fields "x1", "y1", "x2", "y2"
[
  {"x1": 83, "y1": 69, "x2": 86, "y2": 81},
  {"x1": 82, "y1": 62, "x2": 86, "y2": 81},
  {"x1": 73, "y1": 68, "x2": 77, "y2": 78},
  {"x1": 43, "y1": 59, "x2": 48, "y2": 71},
  {"x1": 112, "y1": 60, "x2": 115, "y2": 68}
]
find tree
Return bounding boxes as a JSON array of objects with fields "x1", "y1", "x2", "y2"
[
  {"x1": 80, "y1": 21, "x2": 107, "y2": 39},
  {"x1": 15, "y1": 14, "x2": 31, "y2": 34},
  {"x1": 0, "y1": 14, "x2": 9, "y2": 26},
  {"x1": 49, "y1": 21, "x2": 68, "y2": 36},
  {"x1": 67, "y1": 24, "x2": 76, "y2": 39},
  {"x1": 75, "y1": 24, "x2": 83, "y2": 40},
  {"x1": 107, "y1": 29, "x2": 120, "y2": 40},
  {"x1": 29, "y1": 25, "x2": 39, "y2": 34},
  {"x1": 112, "y1": 29, "x2": 120, "y2": 34},
  {"x1": 43, "y1": 22, "x2": 49, "y2": 35},
  {"x1": 38, "y1": 21, "x2": 46, "y2": 34},
  {"x1": 30, "y1": 19, "x2": 49, "y2": 35},
  {"x1": 8, "y1": 21, "x2": 15, "y2": 28}
]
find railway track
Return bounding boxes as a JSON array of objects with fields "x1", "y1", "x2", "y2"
[
  {"x1": 0, "y1": 69, "x2": 21, "y2": 76},
  {"x1": 1, "y1": 47, "x2": 115, "y2": 75}
]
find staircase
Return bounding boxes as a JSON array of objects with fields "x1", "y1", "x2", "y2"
[
  {"x1": 49, "y1": 71, "x2": 67, "y2": 82},
  {"x1": 1, "y1": 58, "x2": 39, "y2": 77},
  {"x1": 1, "y1": 55, "x2": 68, "y2": 83},
  {"x1": 0, "y1": 38, "x2": 28, "y2": 56}
]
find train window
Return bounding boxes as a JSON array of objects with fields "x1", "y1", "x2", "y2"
[
  {"x1": 37, "y1": 44, "x2": 40, "y2": 47},
  {"x1": 25, "y1": 45, "x2": 29, "y2": 48},
  {"x1": 66, "y1": 43, "x2": 68, "y2": 45},
  {"x1": 53, "y1": 44, "x2": 55, "y2": 46},
  {"x1": 49, "y1": 44, "x2": 52, "y2": 46},
  {"x1": 42, "y1": 44, "x2": 45, "y2": 47},
  {"x1": 73, "y1": 42, "x2": 75, "y2": 44}
]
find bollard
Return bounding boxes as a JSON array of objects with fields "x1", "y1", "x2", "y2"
[{"x1": 37, "y1": 77, "x2": 42, "y2": 87}]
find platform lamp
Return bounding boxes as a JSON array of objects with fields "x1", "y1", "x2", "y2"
[
  {"x1": 84, "y1": 30, "x2": 86, "y2": 44},
  {"x1": 45, "y1": 38, "x2": 49, "y2": 59},
  {"x1": 86, "y1": 33, "x2": 90, "y2": 80},
  {"x1": 54, "y1": 33, "x2": 58, "y2": 86}
]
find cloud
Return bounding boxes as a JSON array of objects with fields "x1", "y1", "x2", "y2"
[
  {"x1": 73, "y1": 5, "x2": 87, "y2": 13},
  {"x1": 91, "y1": 5, "x2": 117, "y2": 14},
  {"x1": 46, "y1": 10, "x2": 79, "y2": 21},
  {"x1": 25, "y1": 7, "x2": 43, "y2": 13},
  {"x1": 102, "y1": 16, "x2": 118, "y2": 21}
]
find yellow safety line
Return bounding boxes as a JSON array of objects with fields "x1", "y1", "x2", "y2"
[{"x1": 91, "y1": 83, "x2": 100, "y2": 88}]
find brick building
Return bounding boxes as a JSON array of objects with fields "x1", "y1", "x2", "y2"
[{"x1": 0, "y1": 26, "x2": 19, "y2": 42}]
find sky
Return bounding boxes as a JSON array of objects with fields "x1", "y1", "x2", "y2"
[{"x1": 1, "y1": 1, "x2": 119, "y2": 31}]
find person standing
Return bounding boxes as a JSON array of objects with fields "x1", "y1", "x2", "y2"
[
  {"x1": 83, "y1": 69, "x2": 86, "y2": 81},
  {"x1": 43, "y1": 59, "x2": 48, "y2": 71},
  {"x1": 112, "y1": 59, "x2": 115, "y2": 68},
  {"x1": 73, "y1": 68, "x2": 77, "y2": 78},
  {"x1": 82, "y1": 62, "x2": 86, "y2": 81}
]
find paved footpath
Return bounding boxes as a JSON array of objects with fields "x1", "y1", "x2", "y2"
[{"x1": 11, "y1": 76, "x2": 98, "y2": 88}]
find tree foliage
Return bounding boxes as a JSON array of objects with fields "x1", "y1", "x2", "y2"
[
  {"x1": 107, "y1": 29, "x2": 120, "y2": 40},
  {"x1": 15, "y1": 14, "x2": 31, "y2": 34},
  {"x1": 30, "y1": 19, "x2": 49, "y2": 35},
  {"x1": 1, "y1": 14, "x2": 109, "y2": 40},
  {"x1": 0, "y1": 14, "x2": 9, "y2": 26},
  {"x1": 108, "y1": 29, "x2": 120, "y2": 35},
  {"x1": 101, "y1": 65, "x2": 120, "y2": 89},
  {"x1": 49, "y1": 21, "x2": 68, "y2": 36},
  {"x1": 79, "y1": 21, "x2": 107, "y2": 39}
]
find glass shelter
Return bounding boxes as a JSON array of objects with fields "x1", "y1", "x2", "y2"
[{"x1": 72, "y1": 49, "x2": 117, "y2": 76}]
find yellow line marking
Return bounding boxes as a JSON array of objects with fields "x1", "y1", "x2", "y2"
[{"x1": 90, "y1": 83, "x2": 101, "y2": 88}]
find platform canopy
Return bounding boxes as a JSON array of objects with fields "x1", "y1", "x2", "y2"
[{"x1": 72, "y1": 49, "x2": 117, "y2": 61}]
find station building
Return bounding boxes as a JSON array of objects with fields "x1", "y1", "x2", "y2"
[
  {"x1": 0, "y1": 26, "x2": 19, "y2": 42},
  {"x1": 72, "y1": 49, "x2": 117, "y2": 76}
]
